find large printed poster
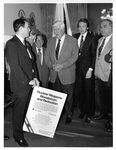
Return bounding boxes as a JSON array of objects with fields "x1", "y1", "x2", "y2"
[{"x1": 23, "y1": 86, "x2": 67, "y2": 138}]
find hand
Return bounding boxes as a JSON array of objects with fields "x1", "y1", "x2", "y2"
[
  {"x1": 85, "y1": 69, "x2": 92, "y2": 79},
  {"x1": 29, "y1": 80, "x2": 36, "y2": 88},
  {"x1": 34, "y1": 78, "x2": 40, "y2": 87},
  {"x1": 53, "y1": 64, "x2": 63, "y2": 72},
  {"x1": 29, "y1": 78, "x2": 40, "y2": 88}
]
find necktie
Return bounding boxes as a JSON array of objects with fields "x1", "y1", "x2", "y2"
[
  {"x1": 79, "y1": 35, "x2": 84, "y2": 55},
  {"x1": 55, "y1": 39, "x2": 61, "y2": 60},
  {"x1": 37, "y1": 48, "x2": 43, "y2": 65},
  {"x1": 36, "y1": 47, "x2": 41, "y2": 54},
  {"x1": 98, "y1": 38, "x2": 106, "y2": 56},
  {"x1": 80, "y1": 35, "x2": 84, "y2": 49}
]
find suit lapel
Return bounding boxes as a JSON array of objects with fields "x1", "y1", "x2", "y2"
[
  {"x1": 78, "y1": 32, "x2": 90, "y2": 53},
  {"x1": 98, "y1": 36, "x2": 112, "y2": 57},
  {"x1": 52, "y1": 38, "x2": 57, "y2": 61},
  {"x1": 58, "y1": 35, "x2": 67, "y2": 58},
  {"x1": 82, "y1": 32, "x2": 90, "y2": 47},
  {"x1": 59, "y1": 36, "x2": 67, "y2": 58}
]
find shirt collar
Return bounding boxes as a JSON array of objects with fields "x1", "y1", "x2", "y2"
[
  {"x1": 105, "y1": 34, "x2": 112, "y2": 40},
  {"x1": 81, "y1": 32, "x2": 87, "y2": 40},
  {"x1": 56, "y1": 34, "x2": 65, "y2": 42},
  {"x1": 16, "y1": 34, "x2": 24, "y2": 44}
]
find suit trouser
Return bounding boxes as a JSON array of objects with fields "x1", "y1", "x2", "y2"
[
  {"x1": 12, "y1": 89, "x2": 32, "y2": 140},
  {"x1": 97, "y1": 79, "x2": 112, "y2": 117},
  {"x1": 51, "y1": 75, "x2": 75, "y2": 118},
  {"x1": 75, "y1": 69, "x2": 95, "y2": 117}
]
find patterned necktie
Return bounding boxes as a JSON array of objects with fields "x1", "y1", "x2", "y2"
[
  {"x1": 36, "y1": 48, "x2": 42, "y2": 64},
  {"x1": 79, "y1": 35, "x2": 84, "y2": 55},
  {"x1": 55, "y1": 39, "x2": 61, "y2": 60},
  {"x1": 98, "y1": 38, "x2": 106, "y2": 56}
]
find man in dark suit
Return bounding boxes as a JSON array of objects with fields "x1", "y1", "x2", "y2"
[
  {"x1": 5, "y1": 18, "x2": 39, "y2": 147},
  {"x1": 73, "y1": 18, "x2": 97, "y2": 123},
  {"x1": 45, "y1": 21, "x2": 79, "y2": 124},
  {"x1": 32, "y1": 33, "x2": 49, "y2": 88}
]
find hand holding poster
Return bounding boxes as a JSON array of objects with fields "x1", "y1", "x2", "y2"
[{"x1": 23, "y1": 86, "x2": 67, "y2": 138}]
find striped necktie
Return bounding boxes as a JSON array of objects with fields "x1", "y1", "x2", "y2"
[
  {"x1": 55, "y1": 39, "x2": 61, "y2": 60},
  {"x1": 98, "y1": 38, "x2": 106, "y2": 56},
  {"x1": 79, "y1": 35, "x2": 84, "y2": 55},
  {"x1": 80, "y1": 35, "x2": 84, "y2": 49}
]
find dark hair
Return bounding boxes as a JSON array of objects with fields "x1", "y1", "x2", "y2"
[
  {"x1": 35, "y1": 33, "x2": 47, "y2": 48},
  {"x1": 35, "y1": 33, "x2": 42, "y2": 42},
  {"x1": 13, "y1": 18, "x2": 29, "y2": 32},
  {"x1": 77, "y1": 18, "x2": 90, "y2": 28}
]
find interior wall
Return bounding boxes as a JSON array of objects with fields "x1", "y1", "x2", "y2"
[
  {"x1": 4, "y1": 3, "x2": 41, "y2": 36},
  {"x1": 87, "y1": 3, "x2": 113, "y2": 33},
  {"x1": 4, "y1": 3, "x2": 113, "y2": 39}
]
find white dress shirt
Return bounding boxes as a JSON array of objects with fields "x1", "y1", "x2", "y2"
[
  {"x1": 78, "y1": 32, "x2": 87, "y2": 48},
  {"x1": 55, "y1": 34, "x2": 65, "y2": 57},
  {"x1": 36, "y1": 47, "x2": 43, "y2": 65}
]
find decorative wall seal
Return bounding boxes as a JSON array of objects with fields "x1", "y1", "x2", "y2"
[{"x1": 18, "y1": 9, "x2": 26, "y2": 18}]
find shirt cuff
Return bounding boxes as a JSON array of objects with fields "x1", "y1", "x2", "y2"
[{"x1": 89, "y1": 68, "x2": 93, "y2": 71}]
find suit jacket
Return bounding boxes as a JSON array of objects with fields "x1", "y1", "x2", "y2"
[
  {"x1": 73, "y1": 32, "x2": 97, "y2": 76},
  {"x1": 45, "y1": 34, "x2": 79, "y2": 85},
  {"x1": 32, "y1": 44, "x2": 49, "y2": 87},
  {"x1": 5, "y1": 35, "x2": 38, "y2": 96},
  {"x1": 95, "y1": 36, "x2": 112, "y2": 82}
]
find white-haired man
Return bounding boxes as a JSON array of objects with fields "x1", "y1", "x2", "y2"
[{"x1": 45, "y1": 21, "x2": 79, "y2": 124}]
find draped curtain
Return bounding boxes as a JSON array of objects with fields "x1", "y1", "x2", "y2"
[
  {"x1": 67, "y1": 3, "x2": 87, "y2": 34},
  {"x1": 40, "y1": 3, "x2": 87, "y2": 39}
]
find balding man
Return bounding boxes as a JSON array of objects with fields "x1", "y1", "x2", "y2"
[
  {"x1": 94, "y1": 19, "x2": 113, "y2": 121},
  {"x1": 45, "y1": 21, "x2": 79, "y2": 124}
]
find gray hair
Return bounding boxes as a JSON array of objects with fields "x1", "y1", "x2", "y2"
[{"x1": 53, "y1": 20, "x2": 65, "y2": 29}]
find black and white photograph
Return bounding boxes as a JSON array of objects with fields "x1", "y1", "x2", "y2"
[{"x1": 2, "y1": 0, "x2": 114, "y2": 148}]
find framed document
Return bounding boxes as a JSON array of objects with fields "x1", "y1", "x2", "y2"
[{"x1": 23, "y1": 86, "x2": 67, "y2": 138}]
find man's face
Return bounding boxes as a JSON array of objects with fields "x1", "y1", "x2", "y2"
[
  {"x1": 36, "y1": 36, "x2": 43, "y2": 48},
  {"x1": 53, "y1": 26, "x2": 64, "y2": 39},
  {"x1": 22, "y1": 22, "x2": 30, "y2": 38},
  {"x1": 100, "y1": 20, "x2": 112, "y2": 37},
  {"x1": 78, "y1": 22, "x2": 88, "y2": 34},
  {"x1": 26, "y1": 32, "x2": 36, "y2": 45}
]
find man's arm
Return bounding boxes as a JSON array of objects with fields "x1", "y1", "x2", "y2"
[{"x1": 6, "y1": 41, "x2": 29, "y2": 85}]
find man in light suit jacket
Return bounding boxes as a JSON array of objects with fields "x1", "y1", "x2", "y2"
[
  {"x1": 32, "y1": 33, "x2": 49, "y2": 88},
  {"x1": 94, "y1": 19, "x2": 112, "y2": 120},
  {"x1": 45, "y1": 21, "x2": 79, "y2": 124},
  {"x1": 5, "y1": 18, "x2": 39, "y2": 147}
]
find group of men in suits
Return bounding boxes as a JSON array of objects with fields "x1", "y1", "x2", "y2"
[
  {"x1": 73, "y1": 18, "x2": 112, "y2": 128},
  {"x1": 45, "y1": 18, "x2": 112, "y2": 129},
  {"x1": 5, "y1": 17, "x2": 112, "y2": 147}
]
